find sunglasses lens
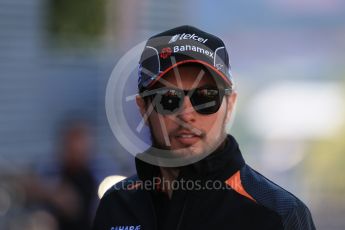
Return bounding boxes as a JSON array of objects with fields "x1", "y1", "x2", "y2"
[
  {"x1": 190, "y1": 88, "x2": 222, "y2": 114},
  {"x1": 152, "y1": 89, "x2": 183, "y2": 115},
  {"x1": 147, "y1": 88, "x2": 224, "y2": 115}
]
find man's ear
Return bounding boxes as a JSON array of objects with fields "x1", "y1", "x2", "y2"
[
  {"x1": 225, "y1": 91, "x2": 237, "y2": 124},
  {"x1": 136, "y1": 95, "x2": 150, "y2": 125}
]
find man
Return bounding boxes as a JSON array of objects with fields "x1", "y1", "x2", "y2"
[
  {"x1": 93, "y1": 25, "x2": 315, "y2": 230},
  {"x1": 24, "y1": 118, "x2": 97, "y2": 230}
]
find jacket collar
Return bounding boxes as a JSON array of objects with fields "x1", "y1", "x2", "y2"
[{"x1": 135, "y1": 134, "x2": 245, "y2": 182}]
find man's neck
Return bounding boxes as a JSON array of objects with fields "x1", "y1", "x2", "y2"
[{"x1": 157, "y1": 136, "x2": 228, "y2": 198}]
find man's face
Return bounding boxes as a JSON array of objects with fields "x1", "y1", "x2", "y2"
[{"x1": 136, "y1": 64, "x2": 237, "y2": 158}]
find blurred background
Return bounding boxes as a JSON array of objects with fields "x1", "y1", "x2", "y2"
[{"x1": 1, "y1": 0, "x2": 345, "y2": 229}]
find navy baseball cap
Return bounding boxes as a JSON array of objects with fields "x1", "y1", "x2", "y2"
[{"x1": 138, "y1": 25, "x2": 233, "y2": 92}]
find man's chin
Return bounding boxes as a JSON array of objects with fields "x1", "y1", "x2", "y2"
[
  {"x1": 169, "y1": 144, "x2": 208, "y2": 159},
  {"x1": 151, "y1": 136, "x2": 212, "y2": 159}
]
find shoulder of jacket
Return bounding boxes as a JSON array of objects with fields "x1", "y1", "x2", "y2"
[{"x1": 239, "y1": 165, "x2": 315, "y2": 229}]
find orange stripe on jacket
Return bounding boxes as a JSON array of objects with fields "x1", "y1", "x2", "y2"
[{"x1": 225, "y1": 171, "x2": 256, "y2": 202}]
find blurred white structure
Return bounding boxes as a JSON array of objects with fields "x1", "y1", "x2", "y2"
[
  {"x1": 247, "y1": 81, "x2": 344, "y2": 140},
  {"x1": 246, "y1": 81, "x2": 344, "y2": 171}
]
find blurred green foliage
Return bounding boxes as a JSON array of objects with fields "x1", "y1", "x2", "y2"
[
  {"x1": 307, "y1": 131, "x2": 345, "y2": 191},
  {"x1": 48, "y1": 0, "x2": 105, "y2": 44}
]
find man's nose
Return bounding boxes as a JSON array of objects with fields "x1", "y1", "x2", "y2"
[{"x1": 176, "y1": 95, "x2": 196, "y2": 122}]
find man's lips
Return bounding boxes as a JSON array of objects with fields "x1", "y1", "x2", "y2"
[{"x1": 174, "y1": 131, "x2": 202, "y2": 145}]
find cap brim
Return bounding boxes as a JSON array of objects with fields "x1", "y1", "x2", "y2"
[{"x1": 146, "y1": 59, "x2": 232, "y2": 89}]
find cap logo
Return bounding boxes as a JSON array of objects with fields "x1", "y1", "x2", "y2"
[
  {"x1": 168, "y1": 33, "x2": 208, "y2": 44},
  {"x1": 160, "y1": 47, "x2": 172, "y2": 59},
  {"x1": 215, "y1": 63, "x2": 224, "y2": 70},
  {"x1": 168, "y1": 34, "x2": 180, "y2": 43},
  {"x1": 173, "y1": 45, "x2": 214, "y2": 58}
]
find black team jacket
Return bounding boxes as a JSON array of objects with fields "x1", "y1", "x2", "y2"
[{"x1": 93, "y1": 135, "x2": 315, "y2": 230}]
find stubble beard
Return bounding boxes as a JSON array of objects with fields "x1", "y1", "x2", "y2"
[{"x1": 147, "y1": 114, "x2": 228, "y2": 160}]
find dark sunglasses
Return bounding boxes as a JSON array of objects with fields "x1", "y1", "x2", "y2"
[{"x1": 141, "y1": 86, "x2": 232, "y2": 115}]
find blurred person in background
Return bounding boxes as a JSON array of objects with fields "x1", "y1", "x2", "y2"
[
  {"x1": 24, "y1": 117, "x2": 97, "y2": 230},
  {"x1": 54, "y1": 118, "x2": 97, "y2": 230},
  {"x1": 93, "y1": 25, "x2": 315, "y2": 230}
]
